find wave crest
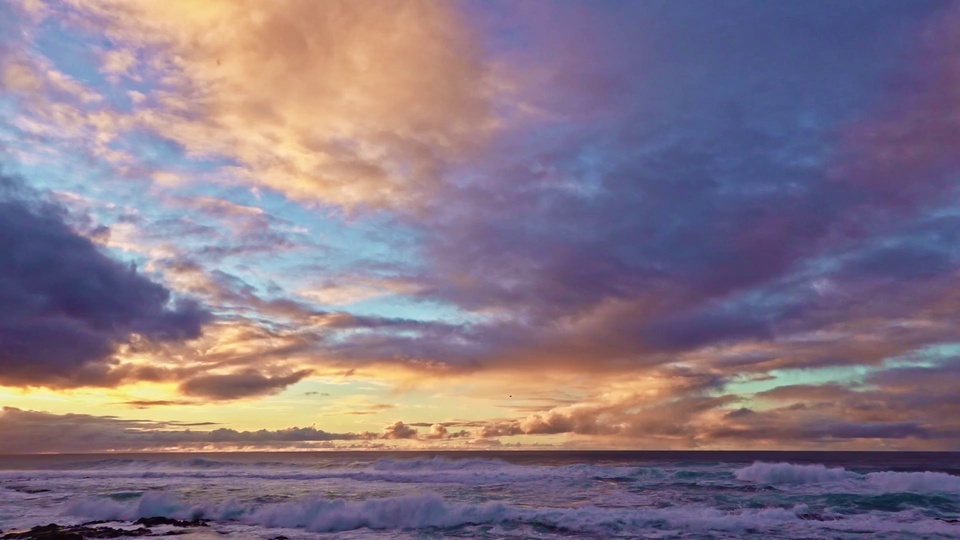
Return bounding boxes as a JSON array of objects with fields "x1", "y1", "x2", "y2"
[
  {"x1": 248, "y1": 493, "x2": 509, "y2": 531},
  {"x1": 64, "y1": 491, "x2": 960, "y2": 536},
  {"x1": 867, "y1": 471, "x2": 960, "y2": 493},
  {"x1": 67, "y1": 491, "x2": 510, "y2": 532},
  {"x1": 735, "y1": 462, "x2": 850, "y2": 485},
  {"x1": 371, "y1": 456, "x2": 511, "y2": 471}
]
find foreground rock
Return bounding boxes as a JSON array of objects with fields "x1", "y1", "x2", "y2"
[
  {"x1": 132, "y1": 518, "x2": 206, "y2": 529},
  {"x1": 0, "y1": 518, "x2": 208, "y2": 540}
]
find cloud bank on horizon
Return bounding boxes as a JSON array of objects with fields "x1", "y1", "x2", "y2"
[{"x1": 1, "y1": 0, "x2": 960, "y2": 451}]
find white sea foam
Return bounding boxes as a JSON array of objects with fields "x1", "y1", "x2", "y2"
[
  {"x1": 4, "y1": 457, "x2": 957, "y2": 539},
  {"x1": 0, "y1": 457, "x2": 578, "y2": 490},
  {"x1": 63, "y1": 490, "x2": 960, "y2": 537},
  {"x1": 370, "y1": 456, "x2": 511, "y2": 471},
  {"x1": 735, "y1": 461, "x2": 960, "y2": 494},
  {"x1": 66, "y1": 491, "x2": 245, "y2": 522},
  {"x1": 67, "y1": 491, "x2": 510, "y2": 531},
  {"x1": 245, "y1": 493, "x2": 510, "y2": 532},
  {"x1": 735, "y1": 462, "x2": 850, "y2": 484},
  {"x1": 866, "y1": 470, "x2": 960, "y2": 493}
]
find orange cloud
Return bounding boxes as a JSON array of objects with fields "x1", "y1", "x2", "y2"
[{"x1": 68, "y1": 0, "x2": 495, "y2": 209}]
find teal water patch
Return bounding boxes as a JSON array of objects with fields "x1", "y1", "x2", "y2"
[
  {"x1": 822, "y1": 492, "x2": 959, "y2": 518},
  {"x1": 107, "y1": 491, "x2": 143, "y2": 501},
  {"x1": 674, "y1": 469, "x2": 716, "y2": 480}
]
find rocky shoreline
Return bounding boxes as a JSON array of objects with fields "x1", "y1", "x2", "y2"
[{"x1": 0, "y1": 518, "x2": 216, "y2": 540}]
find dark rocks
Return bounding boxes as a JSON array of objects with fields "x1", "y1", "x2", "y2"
[
  {"x1": 2, "y1": 523, "x2": 83, "y2": 540},
  {"x1": 132, "y1": 518, "x2": 207, "y2": 528},
  {"x1": 0, "y1": 519, "x2": 206, "y2": 540}
]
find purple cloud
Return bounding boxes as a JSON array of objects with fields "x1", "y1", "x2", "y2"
[{"x1": 0, "y1": 176, "x2": 209, "y2": 386}]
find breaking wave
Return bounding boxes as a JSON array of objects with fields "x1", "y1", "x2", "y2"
[
  {"x1": 736, "y1": 461, "x2": 960, "y2": 492},
  {"x1": 67, "y1": 492, "x2": 509, "y2": 532},
  {"x1": 6, "y1": 457, "x2": 958, "y2": 538},
  {"x1": 735, "y1": 462, "x2": 851, "y2": 484},
  {"x1": 866, "y1": 470, "x2": 960, "y2": 493},
  {"x1": 64, "y1": 490, "x2": 960, "y2": 536},
  {"x1": 370, "y1": 456, "x2": 512, "y2": 471}
]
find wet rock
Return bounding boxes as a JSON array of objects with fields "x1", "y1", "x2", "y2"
[
  {"x1": 133, "y1": 518, "x2": 207, "y2": 528},
  {"x1": 1, "y1": 523, "x2": 151, "y2": 539},
  {"x1": 2, "y1": 523, "x2": 83, "y2": 540}
]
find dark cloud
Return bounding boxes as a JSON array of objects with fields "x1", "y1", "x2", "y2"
[
  {"x1": 706, "y1": 421, "x2": 933, "y2": 444},
  {"x1": 179, "y1": 369, "x2": 313, "y2": 400},
  {"x1": 119, "y1": 399, "x2": 197, "y2": 409},
  {"x1": 864, "y1": 357, "x2": 960, "y2": 401},
  {"x1": 0, "y1": 175, "x2": 209, "y2": 386},
  {"x1": 756, "y1": 384, "x2": 858, "y2": 402},
  {"x1": 725, "y1": 408, "x2": 755, "y2": 419},
  {"x1": 340, "y1": 403, "x2": 396, "y2": 416},
  {"x1": 703, "y1": 358, "x2": 960, "y2": 448},
  {"x1": 640, "y1": 309, "x2": 773, "y2": 352},
  {"x1": 842, "y1": 243, "x2": 955, "y2": 281},
  {"x1": 296, "y1": 0, "x2": 960, "y2": 384}
]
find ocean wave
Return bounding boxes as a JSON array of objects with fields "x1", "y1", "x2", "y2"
[
  {"x1": 867, "y1": 470, "x2": 960, "y2": 493},
  {"x1": 736, "y1": 461, "x2": 960, "y2": 495},
  {"x1": 52, "y1": 456, "x2": 515, "y2": 475},
  {"x1": 735, "y1": 462, "x2": 851, "y2": 485},
  {"x1": 67, "y1": 491, "x2": 509, "y2": 532},
  {"x1": 63, "y1": 490, "x2": 960, "y2": 536},
  {"x1": 247, "y1": 493, "x2": 509, "y2": 531},
  {"x1": 370, "y1": 456, "x2": 512, "y2": 471},
  {"x1": 53, "y1": 457, "x2": 298, "y2": 472},
  {"x1": 820, "y1": 491, "x2": 959, "y2": 514}
]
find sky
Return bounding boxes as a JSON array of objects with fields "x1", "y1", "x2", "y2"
[{"x1": 1, "y1": 0, "x2": 960, "y2": 453}]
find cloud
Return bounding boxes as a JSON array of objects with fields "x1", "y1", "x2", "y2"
[
  {"x1": 4, "y1": 1, "x2": 960, "y2": 451},
  {"x1": 289, "y1": 0, "x2": 960, "y2": 384},
  {"x1": 58, "y1": 0, "x2": 494, "y2": 210},
  {"x1": 7, "y1": 1, "x2": 955, "y2": 388},
  {"x1": 699, "y1": 357, "x2": 960, "y2": 449},
  {"x1": 0, "y1": 407, "x2": 372, "y2": 453},
  {"x1": 706, "y1": 420, "x2": 933, "y2": 446},
  {"x1": 755, "y1": 384, "x2": 857, "y2": 403},
  {"x1": 426, "y1": 424, "x2": 448, "y2": 439},
  {"x1": 381, "y1": 420, "x2": 419, "y2": 440},
  {"x1": 0, "y1": 407, "x2": 505, "y2": 453},
  {"x1": 119, "y1": 399, "x2": 196, "y2": 409},
  {"x1": 341, "y1": 403, "x2": 396, "y2": 416},
  {"x1": 842, "y1": 243, "x2": 955, "y2": 281},
  {"x1": 452, "y1": 355, "x2": 960, "y2": 449},
  {"x1": 179, "y1": 369, "x2": 313, "y2": 400},
  {"x1": 455, "y1": 368, "x2": 735, "y2": 445},
  {"x1": 0, "y1": 175, "x2": 209, "y2": 386}
]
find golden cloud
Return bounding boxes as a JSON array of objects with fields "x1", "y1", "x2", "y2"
[{"x1": 70, "y1": 0, "x2": 496, "y2": 209}]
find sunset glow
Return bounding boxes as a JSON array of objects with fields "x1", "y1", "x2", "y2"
[{"x1": 3, "y1": 0, "x2": 960, "y2": 453}]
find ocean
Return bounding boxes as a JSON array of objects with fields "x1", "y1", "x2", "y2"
[{"x1": 1, "y1": 451, "x2": 959, "y2": 539}]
